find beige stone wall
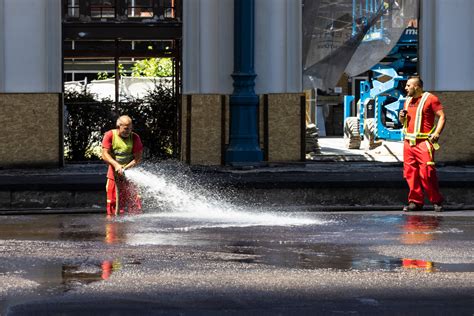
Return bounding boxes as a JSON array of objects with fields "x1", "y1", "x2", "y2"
[
  {"x1": 181, "y1": 94, "x2": 223, "y2": 165},
  {"x1": 180, "y1": 95, "x2": 188, "y2": 162},
  {"x1": 181, "y1": 93, "x2": 303, "y2": 165},
  {"x1": 436, "y1": 92, "x2": 474, "y2": 163},
  {"x1": 0, "y1": 93, "x2": 61, "y2": 167},
  {"x1": 258, "y1": 95, "x2": 265, "y2": 150},
  {"x1": 267, "y1": 93, "x2": 303, "y2": 162}
]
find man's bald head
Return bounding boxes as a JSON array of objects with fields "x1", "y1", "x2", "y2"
[
  {"x1": 116, "y1": 115, "x2": 132, "y2": 127},
  {"x1": 116, "y1": 115, "x2": 133, "y2": 138}
]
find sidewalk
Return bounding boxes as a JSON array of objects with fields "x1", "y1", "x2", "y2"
[
  {"x1": 1, "y1": 160, "x2": 473, "y2": 212},
  {"x1": 309, "y1": 137, "x2": 404, "y2": 163}
]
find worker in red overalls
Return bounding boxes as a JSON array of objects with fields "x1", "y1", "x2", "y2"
[
  {"x1": 399, "y1": 76, "x2": 446, "y2": 212},
  {"x1": 102, "y1": 115, "x2": 143, "y2": 216}
]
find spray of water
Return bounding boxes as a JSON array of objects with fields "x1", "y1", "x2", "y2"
[{"x1": 123, "y1": 164, "x2": 326, "y2": 227}]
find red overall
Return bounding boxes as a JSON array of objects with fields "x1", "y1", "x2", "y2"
[
  {"x1": 403, "y1": 93, "x2": 444, "y2": 206},
  {"x1": 106, "y1": 177, "x2": 142, "y2": 215},
  {"x1": 102, "y1": 130, "x2": 143, "y2": 215}
]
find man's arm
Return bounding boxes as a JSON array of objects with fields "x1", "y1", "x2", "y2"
[
  {"x1": 102, "y1": 147, "x2": 125, "y2": 176},
  {"x1": 123, "y1": 151, "x2": 142, "y2": 171},
  {"x1": 429, "y1": 109, "x2": 446, "y2": 143}
]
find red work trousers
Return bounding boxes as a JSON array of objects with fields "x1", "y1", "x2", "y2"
[
  {"x1": 403, "y1": 140, "x2": 443, "y2": 206},
  {"x1": 106, "y1": 177, "x2": 142, "y2": 215}
]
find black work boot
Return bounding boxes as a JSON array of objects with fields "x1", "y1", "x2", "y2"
[{"x1": 403, "y1": 202, "x2": 422, "y2": 212}]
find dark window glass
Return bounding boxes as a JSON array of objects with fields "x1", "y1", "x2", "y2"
[
  {"x1": 64, "y1": 41, "x2": 73, "y2": 50},
  {"x1": 74, "y1": 41, "x2": 116, "y2": 51},
  {"x1": 91, "y1": 0, "x2": 116, "y2": 18}
]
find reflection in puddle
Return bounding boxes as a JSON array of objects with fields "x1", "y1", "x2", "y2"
[
  {"x1": 214, "y1": 246, "x2": 474, "y2": 273},
  {"x1": 402, "y1": 258, "x2": 434, "y2": 272},
  {"x1": 61, "y1": 261, "x2": 122, "y2": 287},
  {"x1": 0, "y1": 260, "x2": 123, "y2": 315},
  {"x1": 400, "y1": 259, "x2": 474, "y2": 273},
  {"x1": 7, "y1": 260, "x2": 123, "y2": 295},
  {"x1": 100, "y1": 261, "x2": 122, "y2": 280},
  {"x1": 105, "y1": 220, "x2": 126, "y2": 244},
  {"x1": 401, "y1": 215, "x2": 441, "y2": 245}
]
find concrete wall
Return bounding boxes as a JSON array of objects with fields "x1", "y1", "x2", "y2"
[
  {"x1": 436, "y1": 92, "x2": 474, "y2": 163},
  {"x1": 182, "y1": 0, "x2": 234, "y2": 94},
  {"x1": 0, "y1": 0, "x2": 62, "y2": 93},
  {"x1": 419, "y1": 1, "x2": 474, "y2": 163},
  {"x1": 0, "y1": 94, "x2": 62, "y2": 167},
  {"x1": 0, "y1": 190, "x2": 103, "y2": 209},
  {"x1": 254, "y1": 0, "x2": 302, "y2": 94},
  {"x1": 420, "y1": 0, "x2": 474, "y2": 91}
]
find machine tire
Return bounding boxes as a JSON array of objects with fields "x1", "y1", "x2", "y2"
[
  {"x1": 344, "y1": 117, "x2": 361, "y2": 149},
  {"x1": 364, "y1": 118, "x2": 381, "y2": 150}
]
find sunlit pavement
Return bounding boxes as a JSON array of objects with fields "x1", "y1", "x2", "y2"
[
  {"x1": 0, "y1": 210, "x2": 473, "y2": 315},
  {"x1": 311, "y1": 137, "x2": 404, "y2": 162}
]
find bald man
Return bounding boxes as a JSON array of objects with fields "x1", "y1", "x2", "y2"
[
  {"x1": 102, "y1": 115, "x2": 143, "y2": 215},
  {"x1": 399, "y1": 77, "x2": 446, "y2": 212}
]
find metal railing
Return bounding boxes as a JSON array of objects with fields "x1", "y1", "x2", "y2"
[{"x1": 63, "y1": 0, "x2": 180, "y2": 22}]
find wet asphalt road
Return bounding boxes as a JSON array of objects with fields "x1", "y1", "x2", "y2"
[{"x1": 0, "y1": 210, "x2": 473, "y2": 315}]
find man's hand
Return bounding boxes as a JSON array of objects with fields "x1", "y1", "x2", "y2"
[
  {"x1": 399, "y1": 109, "x2": 407, "y2": 123},
  {"x1": 429, "y1": 132, "x2": 440, "y2": 143},
  {"x1": 115, "y1": 165, "x2": 125, "y2": 177}
]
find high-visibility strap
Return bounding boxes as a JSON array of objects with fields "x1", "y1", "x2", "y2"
[
  {"x1": 403, "y1": 92, "x2": 433, "y2": 145},
  {"x1": 425, "y1": 140, "x2": 433, "y2": 159},
  {"x1": 413, "y1": 92, "x2": 430, "y2": 138},
  {"x1": 424, "y1": 140, "x2": 437, "y2": 166}
]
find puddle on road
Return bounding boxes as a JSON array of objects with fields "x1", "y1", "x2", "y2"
[
  {"x1": 212, "y1": 243, "x2": 474, "y2": 273},
  {"x1": 0, "y1": 212, "x2": 472, "y2": 281},
  {"x1": 15, "y1": 260, "x2": 123, "y2": 291},
  {"x1": 0, "y1": 260, "x2": 123, "y2": 316},
  {"x1": 1, "y1": 212, "x2": 474, "y2": 316}
]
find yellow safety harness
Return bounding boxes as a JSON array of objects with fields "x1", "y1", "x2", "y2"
[
  {"x1": 112, "y1": 130, "x2": 134, "y2": 166},
  {"x1": 403, "y1": 92, "x2": 436, "y2": 146}
]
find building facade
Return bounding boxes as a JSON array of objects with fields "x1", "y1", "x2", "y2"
[{"x1": 0, "y1": 0, "x2": 472, "y2": 167}]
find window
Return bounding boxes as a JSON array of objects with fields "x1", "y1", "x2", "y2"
[
  {"x1": 128, "y1": 0, "x2": 154, "y2": 18},
  {"x1": 90, "y1": 0, "x2": 116, "y2": 19}
]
